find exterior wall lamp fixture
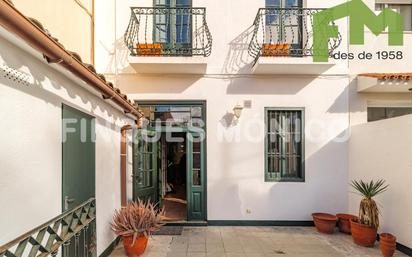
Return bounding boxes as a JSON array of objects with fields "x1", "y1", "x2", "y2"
[{"x1": 233, "y1": 104, "x2": 244, "y2": 119}]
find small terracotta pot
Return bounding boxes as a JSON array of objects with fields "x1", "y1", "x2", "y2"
[
  {"x1": 123, "y1": 234, "x2": 148, "y2": 257},
  {"x1": 336, "y1": 214, "x2": 357, "y2": 234},
  {"x1": 312, "y1": 213, "x2": 338, "y2": 234},
  {"x1": 350, "y1": 219, "x2": 377, "y2": 247},
  {"x1": 380, "y1": 233, "x2": 397, "y2": 257}
]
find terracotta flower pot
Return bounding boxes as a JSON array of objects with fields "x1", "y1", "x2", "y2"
[
  {"x1": 336, "y1": 214, "x2": 357, "y2": 234},
  {"x1": 380, "y1": 233, "x2": 397, "y2": 257},
  {"x1": 312, "y1": 213, "x2": 338, "y2": 234},
  {"x1": 123, "y1": 234, "x2": 149, "y2": 257},
  {"x1": 350, "y1": 219, "x2": 377, "y2": 247}
]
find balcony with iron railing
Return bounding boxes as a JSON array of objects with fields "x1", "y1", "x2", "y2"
[
  {"x1": 248, "y1": 8, "x2": 343, "y2": 74},
  {"x1": 124, "y1": 7, "x2": 212, "y2": 74}
]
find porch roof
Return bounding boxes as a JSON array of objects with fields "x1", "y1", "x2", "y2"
[
  {"x1": 357, "y1": 73, "x2": 412, "y2": 93},
  {"x1": 359, "y1": 73, "x2": 412, "y2": 80}
]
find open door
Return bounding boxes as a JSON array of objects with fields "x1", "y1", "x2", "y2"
[
  {"x1": 186, "y1": 131, "x2": 205, "y2": 220},
  {"x1": 133, "y1": 129, "x2": 159, "y2": 203}
]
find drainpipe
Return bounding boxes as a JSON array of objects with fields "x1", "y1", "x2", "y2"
[{"x1": 120, "y1": 124, "x2": 132, "y2": 206}]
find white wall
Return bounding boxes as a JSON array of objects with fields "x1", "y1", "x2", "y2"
[
  {"x1": 0, "y1": 29, "x2": 132, "y2": 255},
  {"x1": 349, "y1": 114, "x2": 412, "y2": 248},
  {"x1": 119, "y1": 74, "x2": 350, "y2": 221}
]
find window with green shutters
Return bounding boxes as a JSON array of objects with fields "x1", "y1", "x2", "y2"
[{"x1": 265, "y1": 108, "x2": 305, "y2": 182}]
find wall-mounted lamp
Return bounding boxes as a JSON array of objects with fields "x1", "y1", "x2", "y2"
[{"x1": 233, "y1": 104, "x2": 244, "y2": 119}]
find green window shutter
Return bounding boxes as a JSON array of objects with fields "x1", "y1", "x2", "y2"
[{"x1": 265, "y1": 108, "x2": 305, "y2": 182}]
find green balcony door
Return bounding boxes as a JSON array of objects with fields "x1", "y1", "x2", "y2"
[
  {"x1": 186, "y1": 132, "x2": 205, "y2": 220},
  {"x1": 133, "y1": 129, "x2": 159, "y2": 203},
  {"x1": 154, "y1": 0, "x2": 193, "y2": 55},
  {"x1": 265, "y1": 0, "x2": 303, "y2": 54},
  {"x1": 62, "y1": 105, "x2": 96, "y2": 257}
]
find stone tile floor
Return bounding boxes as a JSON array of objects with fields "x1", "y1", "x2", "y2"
[{"x1": 110, "y1": 226, "x2": 408, "y2": 257}]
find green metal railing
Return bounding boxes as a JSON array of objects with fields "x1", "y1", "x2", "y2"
[
  {"x1": 0, "y1": 199, "x2": 96, "y2": 257},
  {"x1": 124, "y1": 7, "x2": 212, "y2": 57}
]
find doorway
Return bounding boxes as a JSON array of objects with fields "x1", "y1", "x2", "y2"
[
  {"x1": 161, "y1": 132, "x2": 187, "y2": 221},
  {"x1": 133, "y1": 101, "x2": 206, "y2": 221}
]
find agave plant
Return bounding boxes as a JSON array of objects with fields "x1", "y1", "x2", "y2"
[
  {"x1": 111, "y1": 200, "x2": 164, "y2": 243},
  {"x1": 351, "y1": 179, "x2": 389, "y2": 229}
]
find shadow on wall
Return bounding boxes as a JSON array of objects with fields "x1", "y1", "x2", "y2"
[
  {"x1": 325, "y1": 77, "x2": 390, "y2": 115},
  {"x1": 0, "y1": 36, "x2": 124, "y2": 131},
  {"x1": 100, "y1": 36, "x2": 131, "y2": 75},
  {"x1": 226, "y1": 76, "x2": 316, "y2": 95},
  {"x1": 222, "y1": 26, "x2": 255, "y2": 74},
  {"x1": 117, "y1": 74, "x2": 203, "y2": 94}
]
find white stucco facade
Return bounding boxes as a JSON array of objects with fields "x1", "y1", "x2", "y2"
[
  {"x1": 0, "y1": 28, "x2": 133, "y2": 255},
  {"x1": 1, "y1": 0, "x2": 412, "y2": 254},
  {"x1": 94, "y1": 0, "x2": 352, "y2": 222},
  {"x1": 93, "y1": 0, "x2": 412, "y2": 249},
  {"x1": 348, "y1": 114, "x2": 412, "y2": 248}
]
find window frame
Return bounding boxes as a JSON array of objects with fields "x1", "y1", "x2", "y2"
[
  {"x1": 153, "y1": 0, "x2": 193, "y2": 52},
  {"x1": 264, "y1": 107, "x2": 305, "y2": 182},
  {"x1": 367, "y1": 106, "x2": 412, "y2": 122}
]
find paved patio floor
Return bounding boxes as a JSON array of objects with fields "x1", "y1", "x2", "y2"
[{"x1": 110, "y1": 226, "x2": 407, "y2": 257}]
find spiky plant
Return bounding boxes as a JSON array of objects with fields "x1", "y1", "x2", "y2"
[
  {"x1": 350, "y1": 179, "x2": 388, "y2": 229},
  {"x1": 111, "y1": 200, "x2": 164, "y2": 243}
]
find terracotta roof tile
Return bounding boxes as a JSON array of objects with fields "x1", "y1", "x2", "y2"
[
  {"x1": 359, "y1": 73, "x2": 412, "y2": 80},
  {"x1": 2, "y1": 1, "x2": 145, "y2": 118}
]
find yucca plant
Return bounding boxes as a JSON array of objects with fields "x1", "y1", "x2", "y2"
[
  {"x1": 350, "y1": 179, "x2": 388, "y2": 229},
  {"x1": 111, "y1": 200, "x2": 164, "y2": 243}
]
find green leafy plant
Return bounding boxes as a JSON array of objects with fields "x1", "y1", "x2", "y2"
[
  {"x1": 111, "y1": 200, "x2": 164, "y2": 243},
  {"x1": 351, "y1": 179, "x2": 389, "y2": 228}
]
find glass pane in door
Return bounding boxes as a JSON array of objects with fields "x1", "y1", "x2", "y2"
[{"x1": 192, "y1": 141, "x2": 201, "y2": 185}]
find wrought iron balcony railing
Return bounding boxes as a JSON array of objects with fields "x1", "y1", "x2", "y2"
[
  {"x1": 0, "y1": 199, "x2": 96, "y2": 257},
  {"x1": 124, "y1": 7, "x2": 212, "y2": 57},
  {"x1": 248, "y1": 8, "x2": 342, "y2": 62}
]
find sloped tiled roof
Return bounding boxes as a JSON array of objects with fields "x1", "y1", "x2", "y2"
[
  {"x1": 358, "y1": 73, "x2": 412, "y2": 80},
  {"x1": 0, "y1": 0, "x2": 142, "y2": 119}
]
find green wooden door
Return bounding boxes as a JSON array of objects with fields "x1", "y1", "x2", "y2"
[
  {"x1": 133, "y1": 129, "x2": 159, "y2": 203},
  {"x1": 186, "y1": 132, "x2": 205, "y2": 220},
  {"x1": 62, "y1": 104, "x2": 96, "y2": 257}
]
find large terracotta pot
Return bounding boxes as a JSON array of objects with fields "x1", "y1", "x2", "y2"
[
  {"x1": 380, "y1": 233, "x2": 397, "y2": 257},
  {"x1": 312, "y1": 213, "x2": 338, "y2": 234},
  {"x1": 350, "y1": 219, "x2": 377, "y2": 247},
  {"x1": 123, "y1": 234, "x2": 149, "y2": 257},
  {"x1": 336, "y1": 214, "x2": 357, "y2": 234}
]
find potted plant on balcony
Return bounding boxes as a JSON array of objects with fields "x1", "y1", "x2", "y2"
[
  {"x1": 111, "y1": 200, "x2": 164, "y2": 257},
  {"x1": 350, "y1": 179, "x2": 389, "y2": 247}
]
